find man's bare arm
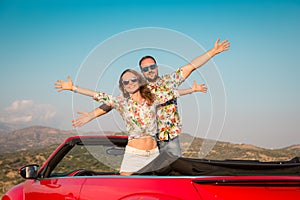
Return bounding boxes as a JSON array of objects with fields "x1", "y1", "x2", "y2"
[
  {"x1": 181, "y1": 38, "x2": 230, "y2": 80},
  {"x1": 178, "y1": 80, "x2": 207, "y2": 96}
]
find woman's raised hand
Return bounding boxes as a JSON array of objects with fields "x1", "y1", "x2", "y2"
[{"x1": 54, "y1": 75, "x2": 74, "y2": 92}]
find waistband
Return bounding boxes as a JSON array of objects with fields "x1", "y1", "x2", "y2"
[
  {"x1": 125, "y1": 145, "x2": 159, "y2": 156},
  {"x1": 128, "y1": 134, "x2": 156, "y2": 141}
]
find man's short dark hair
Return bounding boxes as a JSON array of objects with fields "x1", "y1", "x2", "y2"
[{"x1": 139, "y1": 55, "x2": 157, "y2": 67}]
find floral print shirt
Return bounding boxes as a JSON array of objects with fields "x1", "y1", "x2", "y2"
[
  {"x1": 148, "y1": 68, "x2": 184, "y2": 141},
  {"x1": 93, "y1": 87, "x2": 179, "y2": 140}
]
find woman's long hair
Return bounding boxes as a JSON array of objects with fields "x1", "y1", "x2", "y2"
[{"x1": 119, "y1": 69, "x2": 155, "y2": 104}]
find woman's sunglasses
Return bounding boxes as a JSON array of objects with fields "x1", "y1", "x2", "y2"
[
  {"x1": 122, "y1": 77, "x2": 138, "y2": 85},
  {"x1": 141, "y1": 64, "x2": 157, "y2": 72}
]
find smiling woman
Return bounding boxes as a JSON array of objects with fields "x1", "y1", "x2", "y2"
[
  {"x1": 117, "y1": 69, "x2": 152, "y2": 102},
  {"x1": 54, "y1": 69, "x2": 180, "y2": 175}
]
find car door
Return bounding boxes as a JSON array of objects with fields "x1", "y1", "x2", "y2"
[{"x1": 23, "y1": 177, "x2": 86, "y2": 200}]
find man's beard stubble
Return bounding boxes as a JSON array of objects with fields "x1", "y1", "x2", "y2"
[{"x1": 145, "y1": 73, "x2": 159, "y2": 83}]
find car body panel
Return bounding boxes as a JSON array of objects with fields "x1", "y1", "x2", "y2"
[
  {"x1": 2, "y1": 184, "x2": 23, "y2": 200},
  {"x1": 80, "y1": 177, "x2": 201, "y2": 200},
  {"x1": 192, "y1": 176, "x2": 300, "y2": 200},
  {"x1": 23, "y1": 178, "x2": 85, "y2": 200}
]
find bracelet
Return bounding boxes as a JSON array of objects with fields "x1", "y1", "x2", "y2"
[{"x1": 73, "y1": 85, "x2": 78, "y2": 93}]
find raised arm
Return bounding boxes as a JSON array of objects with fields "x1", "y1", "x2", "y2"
[
  {"x1": 178, "y1": 80, "x2": 207, "y2": 96},
  {"x1": 54, "y1": 75, "x2": 98, "y2": 97},
  {"x1": 181, "y1": 38, "x2": 230, "y2": 80},
  {"x1": 72, "y1": 103, "x2": 112, "y2": 127},
  {"x1": 72, "y1": 107, "x2": 106, "y2": 127}
]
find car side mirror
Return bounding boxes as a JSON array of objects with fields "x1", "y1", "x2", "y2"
[{"x1": 19, "y1": 164, "x2": 39, "y2": 179}]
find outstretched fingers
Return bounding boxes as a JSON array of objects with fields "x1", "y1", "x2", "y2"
[
  {"x1": 54, "y1": 75, "x2": 73, "y2": 92},
  {"x1": 213, "y1": 38, "x2": 230, "y2": 53},
  {"x1": 192, "y1": 80, "x2": 197, "y2": 88},
  {"x1": 219, "y1": 39, "x2": 230, "y2": 50},
  {"x1": 67, "y1": 75, "x2": 72, "y2": 83},
  {"x1": 72, "y1": 111, "x2": 88, "y2": 127},
  {"x1": 215, "y1": 38, "x2": 220, "y2": 45},
  {"x1": 54, "y1": 80, "x2": 63, "y2": 92},
  {"x1": 200, "y1": 84, "x2": 208, "y2": 93},
  {"x1": 192, "y1": 80, "x2": 208, "y2": 93}
]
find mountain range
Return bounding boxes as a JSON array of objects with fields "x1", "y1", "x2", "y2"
[{"x1": 0, "y1": 125, "x2": 299, "y2": 159}]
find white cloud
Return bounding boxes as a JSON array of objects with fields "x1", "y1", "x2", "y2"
[
  {"x1": 0, "y1": 100, "x2": 57, "y2": 124},
  {"x1": 4, "y1": 100, "x2": 33, "y2": 112}
]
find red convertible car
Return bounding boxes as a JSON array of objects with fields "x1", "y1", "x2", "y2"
[{"x1": 2, "y1": 135, "x2": 300, "y2": 200}]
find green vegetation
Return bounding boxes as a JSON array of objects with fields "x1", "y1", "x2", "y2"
[{"x1": 0, "y1": 144, "x2": 57, "y2": 196}]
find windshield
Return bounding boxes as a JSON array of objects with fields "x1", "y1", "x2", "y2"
[{"x1": 51, "y1": 143, "x2": 124, "y2": 176}]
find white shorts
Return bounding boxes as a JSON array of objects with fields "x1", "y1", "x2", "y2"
[{"x1": 120, "y1": 145, "x2": 159, "y2": 173}]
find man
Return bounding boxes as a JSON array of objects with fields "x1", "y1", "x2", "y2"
[{"x1": 72, "y1": 38, "x2": 230, "y2": 156}]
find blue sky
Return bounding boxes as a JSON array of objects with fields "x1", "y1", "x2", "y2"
[{"x1": 0, "y1": 0, "x2": 299, "y2": 149}]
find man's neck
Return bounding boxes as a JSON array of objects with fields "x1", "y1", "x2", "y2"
[{"x1": 147, "y1": 76, "x2": 160, "y2": 84}]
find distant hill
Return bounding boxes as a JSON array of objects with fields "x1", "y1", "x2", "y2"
[
  {"x1": 0, "y1": 126, "x2": 75, "y2": 152},
  {"x1": 181, "y1": 135, "x2": 299, "y2": 162},
  {"x1": 0, "y1": 122, "x2": 29, "y2": 133},
  {"x1": 0, "y1": 126, "x2": 118, "y2": 153},
  {"x1": 0, "y1": 122, "x2": 18, "y2": 134},
  {"x1": 0, "y1": 125, "x2": 299, "y2": 159},
  {"x1": 286, "y1": 144, "x2": 300, "y2": 151}
]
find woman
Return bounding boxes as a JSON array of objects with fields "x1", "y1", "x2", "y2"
[{"x1": 55, "y1": 69, "x2": 179, "y2": 175}]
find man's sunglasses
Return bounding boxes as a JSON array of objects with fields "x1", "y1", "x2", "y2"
[
  {"x1": 141, "y1": 64, "x2": 157, "y2": 72},
  {"x1": 122, "y1": 77, "x2": 138, "y2": 85}
]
